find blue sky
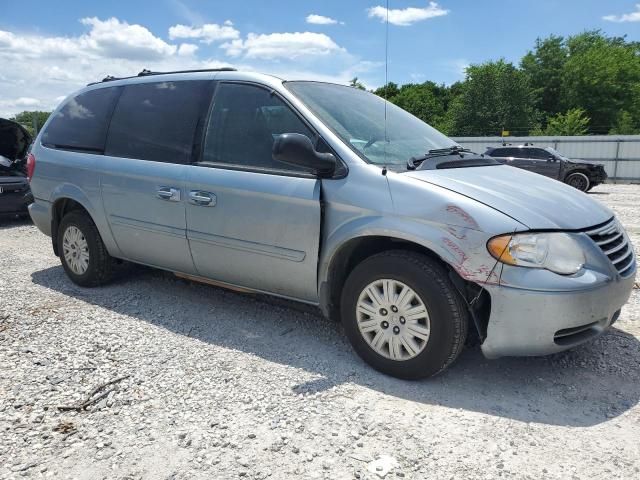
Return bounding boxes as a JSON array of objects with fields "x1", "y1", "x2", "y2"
[{"x1": 1, "y1": 0, "x2": 639, "y2": 116}]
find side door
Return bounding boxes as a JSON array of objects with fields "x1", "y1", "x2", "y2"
[
  {"x1": 491, "y1": 148, "x2": 529, "y2": 170},
  {"x1": 526, "y1": 148, "x2": 562, "y2": 179},
  {"x1": 100, "y1": 80, "x2": 213, "y2": 274},
  {"x1": 508, "y1": 147, "x2": 533, "y2": 170},
  {"x1": 185, "y1": 82, "x2": 322, "y2": 302}
]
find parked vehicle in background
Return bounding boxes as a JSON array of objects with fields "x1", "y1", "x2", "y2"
[
  {"x1": 485, "y1": 145, "x2": 607, "y2": 192},
  {"x1": 0, "y1": 118, "x2": 33, "y2": 219},
  {"x1": 27, "y1": 70, "x2": 636, "y2": 379}
]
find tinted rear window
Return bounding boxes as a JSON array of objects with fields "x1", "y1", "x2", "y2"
[
  {"x1": 106, "y1": 80, "x2": 211, "y2": 164},
  {"x1": 42, "y1": 87, "x2": 121, "y2": 152}
]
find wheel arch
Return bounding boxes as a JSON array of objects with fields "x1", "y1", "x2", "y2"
[
  {"x1": 51, "y1": 197, "x2": 92, "y2": 256},
  {"x1": 318, "y1": 229, "x2": 491, "y2": 340},
  {"x1": 49, "y1": 185, "x2": 119, "y2": 258}
]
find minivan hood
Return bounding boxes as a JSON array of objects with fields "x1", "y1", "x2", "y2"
[{"x1": 404, "y1": 165, "x2": 612, "y2": 230}]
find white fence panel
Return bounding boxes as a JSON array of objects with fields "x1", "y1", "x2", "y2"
[{"x1": 451, "y1": 135, "x2": 640, "y2": 182}]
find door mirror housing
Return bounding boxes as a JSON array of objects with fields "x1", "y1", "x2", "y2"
[
  {"x1": 273, "y1": 133, "x2": 336, "y2": 177},
  {"x1": 548, "y1": 155, "x2": 556, "y2": 162}
]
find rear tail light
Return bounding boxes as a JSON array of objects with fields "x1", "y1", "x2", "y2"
[{"x1": 26, "y1": 153, "x2": 36, "y2": 181}]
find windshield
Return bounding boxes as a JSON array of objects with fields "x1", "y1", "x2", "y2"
[{"x1": 285, "y1": 81, "x2": 456, "y2": 167}]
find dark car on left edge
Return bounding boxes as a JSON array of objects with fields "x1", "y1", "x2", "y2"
[
  {"x1": 485, "y1": 145, "x2": 608, "y2": 192},
  {"x1": 0, "y1": 118, "x2": 33, "y2": 219}
]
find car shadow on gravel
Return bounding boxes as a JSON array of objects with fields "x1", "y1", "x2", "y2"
[
  {"x1": 32, "y1": 265, "x2": 640, "y2": 428},
  {"x1": 0, "y1": 216, "x2": 31, "y2": 229}
]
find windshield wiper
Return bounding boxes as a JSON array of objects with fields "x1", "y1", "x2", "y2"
[{"x1": 407, "y1": 145, "x2": 471, "y2": 170}]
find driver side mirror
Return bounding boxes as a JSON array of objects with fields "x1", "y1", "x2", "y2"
[
  {"x1": 548, "y1": 155, "x2": 556, "y2": 162},
  {"x1": 273, "y1": 133, "x2": 336, "y2": 177}
]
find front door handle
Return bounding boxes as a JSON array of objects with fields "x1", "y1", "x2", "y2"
[
  {"x1": 157, "y1": 187, "x2": 181, "y2": 202},
  {"x1": 189, "y1": 190, "x2": 216, "y2": 207}
]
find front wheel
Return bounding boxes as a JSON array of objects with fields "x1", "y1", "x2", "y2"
[
  {"x1": 565, "y1": 172, "x2": 590, "y2": 192},
  {"x1": 340, "y1": 251, "x2": 468, "y2": 380}
]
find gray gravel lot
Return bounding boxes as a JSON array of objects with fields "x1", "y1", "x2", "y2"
[{"x1": 1, "y1": 183, "x2": 639, "y2": 479}]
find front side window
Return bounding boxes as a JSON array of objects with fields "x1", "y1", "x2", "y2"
[
  {"x1": 42, "y1": 87, "x2": 121, "y2": 152},
  {"x1": 285, "y1": 81, "x2": 456, "y2": 169},
  {"x1": 528, "y1": 148, "x2": 551, "y2": 160},
  {"x1": 106, "y1": 81, "x2": 211, "y2": 163},
  {"x1": 202, "y1": 83, "x2": 314, "y2": 171}
]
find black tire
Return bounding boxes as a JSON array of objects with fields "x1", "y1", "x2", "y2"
[
  {"x1": 57, "y1": 211, "x2": 114, "y2": 287},
  {"x1": 564, "y1": 172, "x2": 590, "y2": 192},
  {"x1": 340, "y1": 251, "x2": 468, "y2": 380},
  {"x1": 587, "y1": 182, "x2": 600, "y2": 192}
]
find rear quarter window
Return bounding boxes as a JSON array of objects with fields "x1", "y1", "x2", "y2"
[
  {"x1": 41, "y1": 87, "x2": 121, "y2": 152},
  {"x1": 105, "y1": 80, "x2": 212, "y2": 164}
]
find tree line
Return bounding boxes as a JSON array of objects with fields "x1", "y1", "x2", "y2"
[{"x1": 353, "y1": 30, "x2": 640, "y2": 137}]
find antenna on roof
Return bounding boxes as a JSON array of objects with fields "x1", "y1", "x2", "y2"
[{"x1": 382, "y1": 0, "x2": 390, "y2": 175}]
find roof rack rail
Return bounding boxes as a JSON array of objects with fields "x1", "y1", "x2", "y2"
[
  {"x1": 137, "y1": 67, "x2": 237, "y2": 76},
  {"x1": 87, "y1": 67, "x2": 237, "y2": 86}
]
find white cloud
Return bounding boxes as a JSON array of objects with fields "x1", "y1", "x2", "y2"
[
  {"x1": 0, "y1": 18, "x2": 210, "y2": 116},
  {"x1": 368, "y1": 1, "x2": 449, "y2": 26},
  {"x1": 177, "y1": 43, "x2": 199, "y2": 56},
  {"x1": 168, "y1": 22, "x2": 240, "y2": 44},
  {"x1": 603, "y1": 4, "x2": 640, "y2": 22},
  {"x1": 306, "y1": 14, "x2": 343, "y2": 25},
  {"x1": 0, "y1": 17, "x2": 378, "y2": 118},
  {"x1": 15, "y1": 97, "x2": 40, "y2": 107},
  {"x1": 223, "y1": 32, "x2": 346, "y2": 59},
  {"x1": 80, "y1": 17, "x2": 179, "y2": 59}
]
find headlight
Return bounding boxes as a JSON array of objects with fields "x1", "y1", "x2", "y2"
[{"x1": 487, "y1": 232, "x2": 585, "y2": 275}]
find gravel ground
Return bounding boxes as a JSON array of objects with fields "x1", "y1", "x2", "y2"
[{"x1": 1, "y1": 183, "x2": 639, "y2": 480}]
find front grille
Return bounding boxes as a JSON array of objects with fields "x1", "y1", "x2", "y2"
[{"x1": 585, "y1": 218, "x2": 635, "y2": 277}]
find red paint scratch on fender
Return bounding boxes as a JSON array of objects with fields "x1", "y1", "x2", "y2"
[{"x1": 446, "y1": 204, "x2": 479, "y2": 229}]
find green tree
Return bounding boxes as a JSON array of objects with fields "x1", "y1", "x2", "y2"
[
  {"x1": 521, "y1": 35, "x2": 567, "y2": 119},
  {"x1": 373, "y1": 82, "x2": 400, "y2": 100},
  {"x1": 8, "y1": 111, "x2": 51, "y2": 136},
  {"x1": 349, "y1": 77, "x2": 366, "y2": 90},
  {"x1": 610, "y1": 111, "x2": 639, "y2": 135},
  {"x1": 561, "y1": 31, "x2": 640, "y2": 133},
  {"x1": 448, "y1": 60, "x2": 535, "y2": 136},
  {"x1": 543, "y1": 108, "x2": 590, "y2": 136}
]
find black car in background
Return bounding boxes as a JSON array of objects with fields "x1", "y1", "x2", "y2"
[
  {"x1": 0, "y1": 118, "x2": 33, "y2": 219},
  {"x1": 485, "y1": 145, "x2": 608, "y2": 192}
]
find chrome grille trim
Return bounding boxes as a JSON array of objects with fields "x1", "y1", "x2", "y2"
[
  {"x1": 612, "y1": 248, "x2": 633, "y2": 265},
  {"x1": 595, "y1": 231, "x2": 622, "y2": 246},
  {"x1": 584, "y1": 217, "x2": 635, "y2": 277},
  {"x1": 603, "y1": 239, "x2": 628, "y2": 256}
]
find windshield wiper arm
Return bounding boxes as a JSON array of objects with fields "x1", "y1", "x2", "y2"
[{"x1": 407, "y1": 145, "x2": 472, "y2": 170}]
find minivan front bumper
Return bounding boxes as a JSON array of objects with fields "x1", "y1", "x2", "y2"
[{"x1": 481, "y1": 268, "x2": 636, "y2": 358}]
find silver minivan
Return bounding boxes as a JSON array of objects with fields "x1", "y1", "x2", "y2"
[{"x1": 28, "y1": 69, "x2": 636, "y2": 379}]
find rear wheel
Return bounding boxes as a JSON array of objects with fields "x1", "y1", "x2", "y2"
[
  {"x1": 58, "y1": 211, "x2": 114, "y2": 287},
  {"x1": 340, "y1": 251, "x2": 468, "y2": 380},
  {"x1": 565, "y1": 172, "x2": 590, "y2": 192}
]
